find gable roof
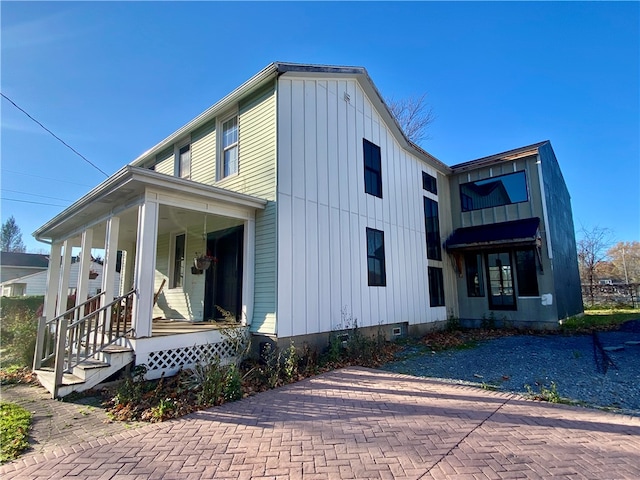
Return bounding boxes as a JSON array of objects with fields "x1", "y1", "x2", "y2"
[
  {"x1": 0, "y1": 252, "x2": 49, "y2": 268},
  {"x1": 128, "y1": 62, "x2": 450, "y2": 174}
]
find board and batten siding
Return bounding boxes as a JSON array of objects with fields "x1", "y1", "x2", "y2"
[{"x1": 277, "y1": 76, "x2": 450, "y2": 338}]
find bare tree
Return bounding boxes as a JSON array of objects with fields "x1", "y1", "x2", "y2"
[
  {"x1": 1, "y1": 215, "x2": 26, "y2": 253},
  {"x1": 386, "y1": 94, "x2": 435, "y2": 145},
  {"x1": 577, "y1": 226, "x2": 613, "y2": 306}
]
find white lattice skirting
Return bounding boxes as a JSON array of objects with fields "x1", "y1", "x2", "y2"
[{"x1": 132, "y1": 329, "x2": 246, "y2": 380}]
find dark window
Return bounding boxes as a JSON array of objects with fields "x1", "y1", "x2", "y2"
[
  {"x1": 485, "y1": 251, "x2": 516, "y2": 310},
  {"x1": 363, "y1": 139, "x2": 382, "y2": 198},
  {"x1": 172, "y1": 233, "x2": 186, "y2": 288},
  {"x1": 424, "y1": 198, "x2": 442, "y2": 260},
  {"x1": 460, "y1": 171, "x2": 528, "y2": 212},
  {"x1": 366, "y1": 228, "x2": 386, "y2": 286},
  {"x1": 515, "y1": 249, "x2": 539, "y2": 296},
  {"x1": 178, "y1": 145, "x2": 191, "y2": 179},
  {"x1": 465, "y1": 252, "x2": 484, "y2": 297},
  {"x1": 422, "y1": 172, "x2": 437, "y2": 194},
  {"x1": 428, "y1": 267, "x2": 445, "y2": 307}
]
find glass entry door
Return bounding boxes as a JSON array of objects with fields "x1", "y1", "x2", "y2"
[{"x1": 486, "y1": 251, "x2": 515, "y2": 309}]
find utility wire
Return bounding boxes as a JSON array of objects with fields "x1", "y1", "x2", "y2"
[
  {"x1": 1, "y1": 188, "x2": 74, "y2": 202},
  {"x1": 2, "y1": 197, "x2": 68, "y2": 207},
  {"x1": 2, "y1": 169, "x2": 94, "y2": 187},
  {"x1": 1, "y1": 92, "x2": 109, "y2": 178}
]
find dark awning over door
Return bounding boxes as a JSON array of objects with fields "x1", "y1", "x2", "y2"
[{"x1": 444, "y1": 217, "x2": 540, "y2": 251}]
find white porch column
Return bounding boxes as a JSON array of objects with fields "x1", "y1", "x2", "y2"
[
  {"x1": 75, "y1": 228, "x2": 94, "y2": 306},
  {"x1": 101, "y1": 216, "x2": 120, "y2": 302},
  {"x1": 44, "y1": 242, "x2": 63, "y2": 320},
  {"x1": 133, "y1": 199, "x2": 158, "y2": 338},
  {"x1": 122, "y1": 242, "x2": 136, "y2": 292},
  {"x1": 56, "y1": 239, "x2": 73, "y2": 316},
  {"x1": 242, "y1": 215, "x2": 256, "y2": 326}
]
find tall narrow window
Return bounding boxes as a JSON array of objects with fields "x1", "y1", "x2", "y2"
[
  {"x1": 222, "y1": 116, "x2": 238, "y2": 178},
  {"x1": 172, "y1": 233, "x2": 186, "y2": 288},
  {"x1": 363, "y1": 139, "x2": 382, "y2": 198},
  {"x1": 178, "y1": 145, "x2": 191, "y2": 179},
  {"x1": 422, "y1": 172, "x2": 437, "y2": 194},
  {"x1": 486, "y1": 251, "x2": 515, "y2": 309},
  {"x1": 366, "y1": 228, "x2": 386, "y2": 286},
  {"x1": 428, "y1": 267, "x2": 445, "y2": 307},
  {"x1": 465, "y1": 252, "x2": 484, "y2": 297},
  {"x1": 515, "y1": 249, "x2": 539, "y2": 296},
  {"x1": 424, "y1": 198, "x2": 442, "y2": 260}
]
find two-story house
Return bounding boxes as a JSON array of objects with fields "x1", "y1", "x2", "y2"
[{"x1": 31, "y1": 62, "x2": 582, "y2": 397}]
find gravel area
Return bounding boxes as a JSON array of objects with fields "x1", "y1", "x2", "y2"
[{"x1": 382, "y1": 323, "x2": 640, "y2": 417}]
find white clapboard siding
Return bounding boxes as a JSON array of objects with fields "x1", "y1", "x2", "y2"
[{"x1": 277, "y1": 76, "x2": 449, "y2": 338}]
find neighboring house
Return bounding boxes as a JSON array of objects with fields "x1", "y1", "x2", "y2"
[
  {"x1": 1, "y1": 260, "x2": 120, "y2": 298},
  {"x1": 0, "y1": 251, "x2": 49, "y2": 283},
  {"x1": 31, "y1": 62, "x2": 583, "y2": 397}
]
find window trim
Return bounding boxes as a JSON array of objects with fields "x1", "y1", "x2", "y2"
[
  {"x1": 515, "y1": 248, "x2": 540, "y2": 297},
  {"x1": 422, "y1": 171, "x2": 438, "y2": 195},
  {"x1": 459, "y1": 170, "x2": 529, "y2": 212},
  {"x1": 218, "y1": 113, "x2": 239, "y2": 180},
  {"x1": 464, "y1": 252, "x2": 485, "y2": 297},
  {"x1": 363, "y1": 138, "x2": 382, "y2": 198},
  {"x1": 366, "y1": 227, "x2": 387, "y2": 287},
  {"x1": 423, "y1": 197, "x2": 442, "y2": 261},
  {"x1": 428, "y1": 266, "x2": 445, "y2": 307},
  {"x1": 177, "y1": 143, "x2": 191, "y2": 179}
]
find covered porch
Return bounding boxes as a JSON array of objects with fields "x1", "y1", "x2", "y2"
[{"x1": 33, "y1": 167, "x2": 266, "y2": 396}]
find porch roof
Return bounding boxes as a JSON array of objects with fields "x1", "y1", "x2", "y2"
[
  {"x1": 444, "y1": 217, "x2": 541, "y2": 251},
  {"x1": 33, "y1": 166, "x2": 267, "y2": 243}
]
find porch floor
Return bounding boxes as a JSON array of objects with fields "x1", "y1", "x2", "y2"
[{"x1": 151, "y1": 319, "x2": 241, "y2": 337}]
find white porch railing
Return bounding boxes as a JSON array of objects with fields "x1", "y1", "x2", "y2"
[{"x1": 34, "y1": 289, "x2": 136, "y2": 398}]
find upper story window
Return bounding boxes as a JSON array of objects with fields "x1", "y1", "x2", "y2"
[
  {"x1": 363, "y1": 139, "x2": 382, "y2": 198},
  {"x1": 460, "y1": 171, "x2": 528, "y2": 212},
  {"x1": 178, "y1": 144, "x2": 191, "y2": 179},
  {"x1": 366, "y1": 228, "x2": 387, "y2": 286},
  {"x1": 422, "y1": 172, "x2": 437, "y2": 194},
  {"x1": 424, "y1": 197, "x2": 442, "y2": 261},
  {"x1": 221, "y1": 115, "x2": 239, "y2": 178}
]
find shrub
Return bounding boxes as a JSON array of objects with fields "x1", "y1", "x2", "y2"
[
  {"x1": 0, "y1": 305, "x2": 40, "y2": 368},
  {"x1": 0, "y1": 401, "x2": 32, "y2": 463}
]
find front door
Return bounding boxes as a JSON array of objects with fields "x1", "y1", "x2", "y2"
[
  {"x1": 486, "y1": 251, "x2": 516, "y2": 310},
  {"x1": 204, "y1": 226, "x2": 244, "y2": 321}
]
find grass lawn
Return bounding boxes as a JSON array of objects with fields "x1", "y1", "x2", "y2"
[
  {"x1": 0, "y1": 401, "x2": 32, "y2": 463},
  {"x1": 561, "y1": 308, "x2": 639, "y2": 332}
]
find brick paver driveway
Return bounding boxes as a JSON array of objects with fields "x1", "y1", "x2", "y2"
[{"x1": 2, "y1": 367, "x2": 639, "y2": 479}]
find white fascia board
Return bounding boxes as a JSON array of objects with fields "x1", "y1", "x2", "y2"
[{"x1": 33, "y1": 167, "x2": 267, "y2": 242}]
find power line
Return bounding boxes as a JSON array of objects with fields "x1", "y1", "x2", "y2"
[
  {"x1": 2, "y1": 169, "x2": 94, "y2": 187},
  {"x1": 1, "y1": 92, "x2": 109, "y2": 178},
  {"x1": 2, "y1": 197, "x2": 68, "y2": 207},
  {"x1": 1, "y1": 188, "x2": 74, "y2": 202}
]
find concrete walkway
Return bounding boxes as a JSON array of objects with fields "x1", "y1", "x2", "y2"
[{"x1": 1, "y1": 367, "x2": 639, "y2": 479}]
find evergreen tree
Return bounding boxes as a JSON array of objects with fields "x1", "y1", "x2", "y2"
[{"x1": 1, "y1": 216, "x2": 27, "y2": 252}]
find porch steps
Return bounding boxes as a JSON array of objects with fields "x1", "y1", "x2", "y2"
[{"x1": 35, "y1": 346, "x2": 134, "y2": 398}]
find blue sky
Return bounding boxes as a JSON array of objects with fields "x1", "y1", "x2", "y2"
[{"x1": 2, "y1": 1, "x2": 638, "y2": 253}]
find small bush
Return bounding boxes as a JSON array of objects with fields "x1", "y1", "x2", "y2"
[
  {"x1": 0, "y1": 306, "x2": 40, "y2": 368},
  {"x1": 0, "y1": 401, "x2": 32, "y2": 463}
]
